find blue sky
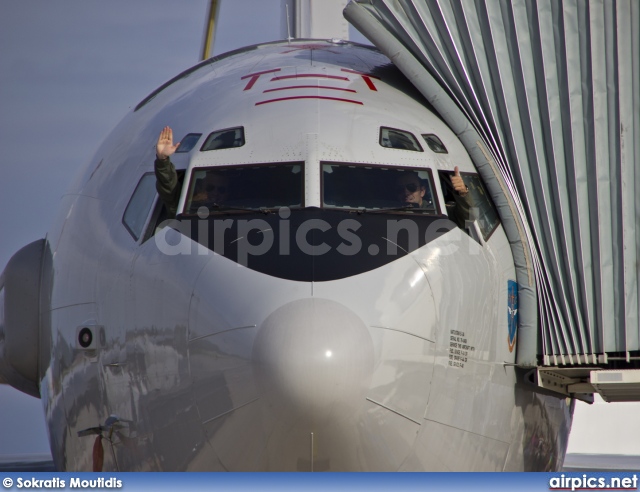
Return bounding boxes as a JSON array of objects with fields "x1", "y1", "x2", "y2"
[
  {"x1": 0, "y1": 0, "x2": 284, "y2": 456},
  {"x1": 0, "y1": 0, "x2": 635, "y2": 462},
  {"x1": 0, "y1": 0, "x2": 371, "y2": 459}
]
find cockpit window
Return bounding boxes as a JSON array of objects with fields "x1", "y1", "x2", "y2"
[
  {"x1": 201, "y1": 127, "x2": 245, "y2": 151},
  {"x1": 183, "y1": 162, "x2": 303, "y2": 215},
  {"x1": 438, "y1": 170, "x2": 500, "y2": 240},
  {"x1": 379, "y1": 127, "x2": 423, "y2": 152},
  {"x1": 422, "y1": 134, "x2": 448, "y2": 154},
  {"x1": 123, "y1": 173, "x2": 158, "y2": 240},
  {"x1": 175, "y1": 133, "x2": 202, "y2": 153},
  {"x1": 322, "y1": 163, "x2": 438, "y2": 214}
]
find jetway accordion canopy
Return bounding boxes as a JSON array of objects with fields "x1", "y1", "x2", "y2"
[{"x1": 345, "y1": 0, "x2": 640, "y2": 366}]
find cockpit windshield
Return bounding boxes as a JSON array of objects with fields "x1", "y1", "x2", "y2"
[
  {"x1": 322, "y1": 163, "x2": 438, "y2": 214},
  {"x1": 183, "y1": 163, "x2": 303, "y2": 214}
]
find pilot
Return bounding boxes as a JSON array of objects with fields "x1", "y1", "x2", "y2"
[
  {"x1": 395, "y1": 168, "x2": 470, "y2": 217},
  {"x1": 450, "y1": 166, "x2": 469, "y2": 197},
  {"x1": 155, "y1": 126, "x2": 182, "y2": 218},
  {"x1": 190, "y1": 173, "x2": 230, "y2": 209},
  {"x1": 395, "y1": 172, "x2": 433, "y2": 209},
  {"x1": 155, "y1": 126, "x2": 230, "y2": 217},
  {"x1": 442, "y1": 166, "x2": 473, "y2": 229}
]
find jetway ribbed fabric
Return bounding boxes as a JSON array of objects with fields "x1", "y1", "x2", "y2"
[{"x1": 345, "y1": 0, "x2": 640, "y2": 365}]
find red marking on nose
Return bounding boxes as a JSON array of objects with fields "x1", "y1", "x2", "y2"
[
  {"x1": 271, "y1": 74, "x2": 350, "y2": 82},
  {"x1": 263, "y1": 85, "x2": 356, "y2": 94},
  {"x1": 241, "y1": 69, "x2": 282, "y2": 91},
  {"x1": 341, "y1": 69, "x2": 380, "y2": 91},
  {"x1": 256, "y1": 95, "x2": 363, "y2": 106}
]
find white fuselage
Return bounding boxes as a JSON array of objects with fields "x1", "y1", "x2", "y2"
[{"x1": 36, "y1": 40, "x2": 572, "y2": 471}]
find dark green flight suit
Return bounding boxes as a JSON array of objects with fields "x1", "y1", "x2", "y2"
[{"x1": 154, "y1": 156, "x2": 180, "y2": 219}]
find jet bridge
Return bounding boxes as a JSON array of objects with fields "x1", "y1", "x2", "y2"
[{"x1": 345, "y1": 0, "x2": 640, "y2": 400}]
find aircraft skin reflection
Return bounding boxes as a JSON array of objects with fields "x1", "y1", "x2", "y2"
[{"x1": 0, "y1": 39, "x2": 572, "y2": 471}]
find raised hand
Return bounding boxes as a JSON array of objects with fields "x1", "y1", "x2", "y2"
[
  {"x1": 451, "y1": 166, "x2": 469, "y2": 196},
  {"x1": 156, "y1": 126, "x2": 180, "y2": 160}
]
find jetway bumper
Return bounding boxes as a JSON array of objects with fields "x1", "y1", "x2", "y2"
[{"x1": 535, "y1": 368, "x2": 640, "y2": 403}]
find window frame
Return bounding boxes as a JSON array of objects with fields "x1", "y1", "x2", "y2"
[
  {"x1": 438, "y1": 170, "x2": 501, "y2": 241},
  {"x1": 175, "y1": 133, "x2": 203, "y2": 153},
  {"x1": 122, "y1": 172, "x2": 160, "y2": 242},
  {"x1": 422, "y1": 134, "x2": 448, "y2": 154},
  {"x1": 379, "y1": 127, "x2": 424, "y2": 152},
  {"x1": 180, "y1": 161, "x2": 306, "y2": 216},
  {"x1": 200, "y1": 126, "x2": 246, "y2": 152},
  {"x1": 320, "y1": 161, "x2": 441, "y2": 216}
]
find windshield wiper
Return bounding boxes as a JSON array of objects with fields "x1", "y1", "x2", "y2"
[
  {"x1": 209, "y1": 204, "x2": 275, "y2": 214},
  {"x1": 353, "y1": 205, "x2": 424, "y2": 214}
]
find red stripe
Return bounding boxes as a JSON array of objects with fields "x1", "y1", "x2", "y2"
[
  {"x1": 263, "y1": 85, "x2": 357, "y2": 94},
  {"x1": 256, "y1": 96, "x2": 363, "y2": 106},
  {"x1": 362, "y1": 77, "x2": 377, "y2": 91},
  {"x1": 271, "y1": 74, "x2": 350, "y2": 81},
  {"x1": 241, "y1": 68, "x2": 281, "y2": 80},
  {"x1": 341, "y1": 68, "x2": 381, "y2": 79},
  {"x1": 340, "y1": 69, "x2": 379, "y2": 91},
  {"x1": 241, "y1": 69, "x2": 281, "y2": 91}
]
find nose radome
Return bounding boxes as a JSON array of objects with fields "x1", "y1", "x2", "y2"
[{"x1": 253, "y1": 298, "x2": 374, "y2": 434}]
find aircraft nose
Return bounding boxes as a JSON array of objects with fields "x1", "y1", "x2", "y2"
[{"x1": 252, "y1": 298, "x2": 374, "y2": 469}]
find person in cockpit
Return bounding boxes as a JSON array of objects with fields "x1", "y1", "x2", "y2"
[
  {"x1": 450, "y1": 166, "x2": 469, "y2": 198},
  {"x1": 155, "y1": 126, "x2": 230, "y2": 217},
  {"x1": 441, "y1": 166, "x2": 474, "y2": 229},
  {"x1": 190, "y1": 173, "x2": 229, "y2": 209},
  {"x1": 154, "y1": 126, "x2": 182, "y2": 218},
  {"x1": 394, "y1": 167, "x2": 470, "y2": 221},
  {"x1": 395, "y1": 172, "x2": 433, "y2": 209}
]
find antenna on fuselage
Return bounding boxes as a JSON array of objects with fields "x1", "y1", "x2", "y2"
[
  {"x1": 200, "y1": 0, "x2": 220, "y2": 60},
  {"x1": 286, "y1": 4, "x2": 293, "y2": 44}
]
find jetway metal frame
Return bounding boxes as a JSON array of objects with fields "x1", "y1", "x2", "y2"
[{"x1": 536, "y1": 367, "x2": 640, "y2": 403}]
